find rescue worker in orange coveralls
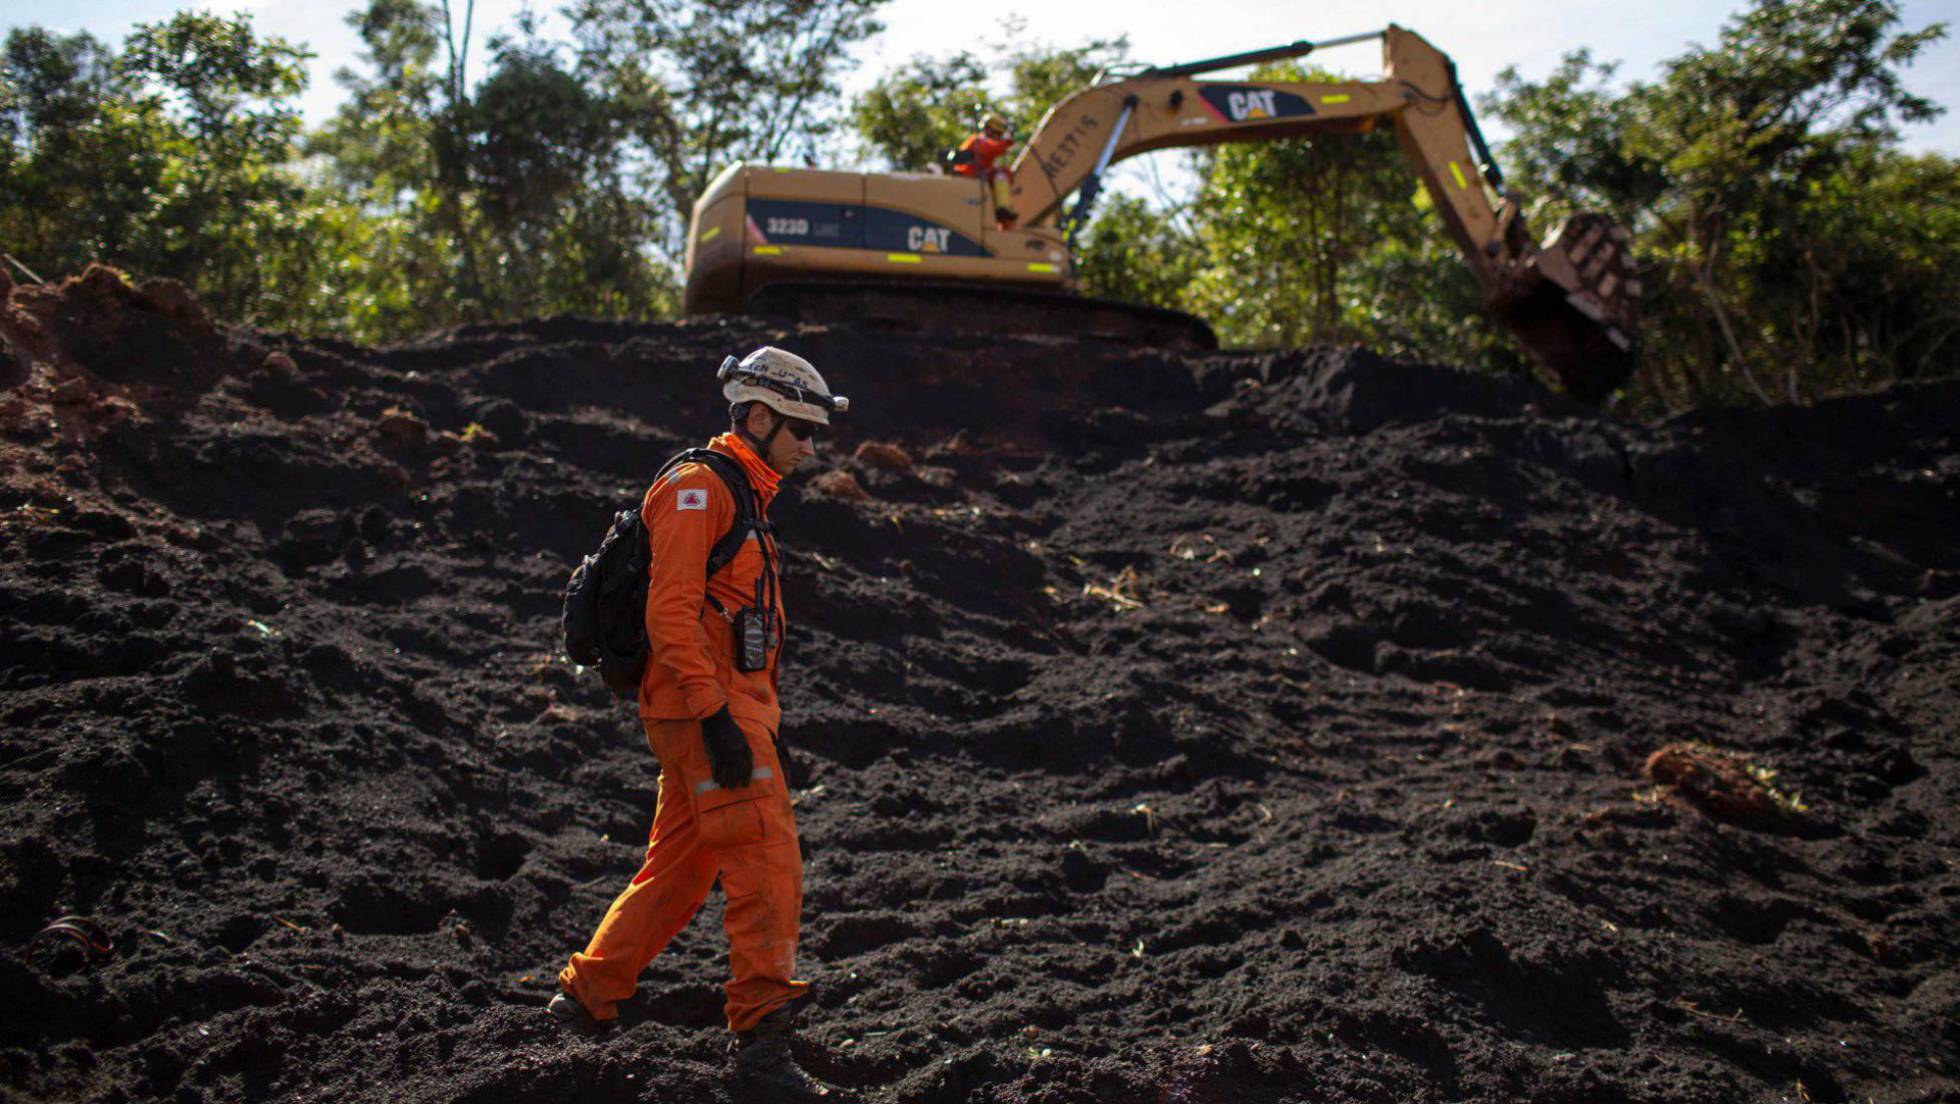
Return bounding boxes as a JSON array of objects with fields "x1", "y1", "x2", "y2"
[
  {"x1": 950, "y1": 111, "x2": 1018, "y2": 228},
  {"x1": 550, "y1": 347, "x2": 848, "y2": 1100}
]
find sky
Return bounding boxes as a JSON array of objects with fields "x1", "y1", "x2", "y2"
[{"x1": 10, "y1": 0, "x2": 1960, "y2": 169}]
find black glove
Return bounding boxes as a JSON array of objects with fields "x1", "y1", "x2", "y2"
[{"x1": 701, "y1": 706, "x2": 753, "y2": 790}]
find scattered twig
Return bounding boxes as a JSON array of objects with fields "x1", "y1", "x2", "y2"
[
  {"x1": 1083, "y1": 566, "x2": 1146, "y2": 610},
  {"x1": 2, "y1": 253, "x2": 46, "y2": 285},
  {"x1": 1676, "y1": 999, "x2": 1744, "y2": 1023}
]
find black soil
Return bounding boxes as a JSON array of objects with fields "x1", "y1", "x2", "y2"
[{"x1": 3, "y1": 266, "x2": 1958, "y2": 1103}]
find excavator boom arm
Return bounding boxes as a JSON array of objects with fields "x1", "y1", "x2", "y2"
[{"x1": 1009, "y1": 25, "x2": 1640, "y2": 401}]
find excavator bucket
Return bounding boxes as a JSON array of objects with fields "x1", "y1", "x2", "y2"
[{"x1": 1497, "y1": 212, "x2": 1641, "y2": 405}]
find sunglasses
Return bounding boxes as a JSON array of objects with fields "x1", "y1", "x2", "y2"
[{"x1": 784, "y1": 419, "x2": 821, "y2": 442}]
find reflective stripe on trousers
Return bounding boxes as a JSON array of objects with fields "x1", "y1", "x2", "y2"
[{"x1": 696, "y1": 765, "x2": 774, "y2": 793}]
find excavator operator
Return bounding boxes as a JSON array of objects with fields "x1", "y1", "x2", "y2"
[
  {"x1": 550, "y1": 347, "x2": 850, "y2": 1101},
  {"x1": 949, "y1": 111, "x2": 1018, "y2": 228}
]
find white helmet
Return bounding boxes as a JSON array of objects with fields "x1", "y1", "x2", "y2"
[{"x1": 718, "y1": 346, "x2": 849, "y2": 425}]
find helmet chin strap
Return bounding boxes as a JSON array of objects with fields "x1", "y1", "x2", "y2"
[{"x1": 737, "y1": 407, "x2": 786, "y2": 457}]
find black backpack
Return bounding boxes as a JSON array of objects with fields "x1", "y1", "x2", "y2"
[{"x1": 562, "y1": 448, "x2": 763, "y2": 697}]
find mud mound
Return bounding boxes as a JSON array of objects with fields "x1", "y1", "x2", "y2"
[{"x1": 3, "y1": 269, "x2": 1958, "y2": 1103}]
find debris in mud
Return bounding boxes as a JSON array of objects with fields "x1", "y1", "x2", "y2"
[
  {"x1": 1643, "y1": 741, "x2": 1807, "y2": 826},
  {"x1": 810, "y1": 468, "x2": 871, "y2": 500},
  {"x1": 1, "y1": 268, "x2": 1957, "y2": 1104},
  {"x1": 853, "y1": 440, "x2": 915, "y2": 476},
  {"x1": 376, "y1": 405, "x2": 431, "y2": 443}
]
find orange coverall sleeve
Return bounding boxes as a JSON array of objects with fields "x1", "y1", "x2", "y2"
[
  {"x1": 975, "y1": 135, "x2": 1013, "y2": 170},
  {"x1": 643, "y1": 465, "x2": 733, "y2": 720}
]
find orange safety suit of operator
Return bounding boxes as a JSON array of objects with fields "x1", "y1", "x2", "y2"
[
  {"x1": 558, "y1": 431, "x2": 807, "y2": 1033},
  {"x1": 952, "y1": 131, "x2": 1016, "y2": 213}
]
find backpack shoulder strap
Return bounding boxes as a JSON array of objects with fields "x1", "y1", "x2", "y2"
[{"x1": 656, "y1": 447, "x2": 759, "y2": 580}]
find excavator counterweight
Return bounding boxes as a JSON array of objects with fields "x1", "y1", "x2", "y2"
[{"x1": 681, "y1": 26, "x2": 1640, "y2": 404}]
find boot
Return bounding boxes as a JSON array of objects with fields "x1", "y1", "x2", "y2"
[
  {"x1": 546, "y1": 990, "x2": 608, "y2": 1035},
  {"x1": 732, "y1": 1004, "x2": 843, "y2": 1100},
  {"x1": 994, "y1": 206, "x2": 1020, "y2": 229}
]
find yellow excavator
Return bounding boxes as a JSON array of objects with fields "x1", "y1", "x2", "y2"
[{"x1": 682, "y1": 26, "x2": 1640, "y2": 403}]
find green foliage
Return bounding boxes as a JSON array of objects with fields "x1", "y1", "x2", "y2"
[
  {"x1": 852, "y1": 51, "x2": 989, "y2": 170},
  {"x1": 0, "y1": 13, "x2": 357, "y2": 329},
  {"x1": 1484, "y1": 51, "x2": 1664, "y2": 222},
  {"x1": 454, "y1": 27, "x2": 673, "y2": 319},
  {"x1": 2, "y1": 0, "x2": 1951, "y2": 409},
  {"x1": 1072, "y1": 194, "x2": 1200, "y2": 309},
  {"x1": 999, "y1": 26, "x2": 1126, "y2": 132},
  {"x1": 567, "y1": 0, "x2": 886, "y2": 247},
  {"x1": 854, "y1": 47, "x2": 1512, "y2": 367},
  {"x1": 305, "y1": 0, "x2": 448, "y2": 336},
  {"x1": 307, "y1": 1, "x2": 671, "y2": 334},
  {"x1": 120, "y1": 10, "x2": 310, "y2": 136},
  {"x1": 313, "y1": 0, "x2": 442, "y2": 201},
  {"x1": 1180, "y1": 63, "x2": 1434, "y2": 350},
  {"x1": 851, "y1": 27, "x2": 1126, "y2": 170},
  {"x1": 1486, "y1": 0, "x2": 1952, "y2": 410},
  {"x1": 1344, "y1": 235, "x2": 1525, "y2": 376},
  {"x1": 1, "y1": 26, "x2": 118, "y2": 145},
  {"x1": 1763, "y1": 145, "x2": 1960, "y2": 395},
  {"x1": 3, "y1": 0, "x2": 879, "y2": 340},
  {"x1": 2, "y1": 28, "x2": 148, "y2": 263}
]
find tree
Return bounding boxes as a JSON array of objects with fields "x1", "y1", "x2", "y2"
[
  {"x1": 1127, "y1": 59, "x2": 1510, "y2": 363},
  {"x1": 1071, "y1": 193, "x2": 1201, "y2": 310},
  {"x1": 1486, "y1": 0, "x2": 1951, "y2": 410},
  {"x1": 312, "y1": 0, "x2": 676, "y2": 337},
  {"x1": 567, "y1": 0, "x2": 888, "y2": 253},
  {"x1": 1769, "y1": 146, "x2": 1960, "y2": 395},
  {"x1": 0, "y1": 14, "x2": 360, "y2": 331},
  {"x1": 1480, "y1": 50, "x2": 1665, "y2": 226},
  {"x1": 852, "y1": 27, "x2": 1126, "y2": 172},
  {"x1": 307, "y1": 0, "x2": 450, "y2": 336},
  {"x1": 117, "y1": 12, "x2": 319, "y2": 319},
  {"x1": 463, "y1": 23, "x2": 673, "y2": 319},
  {"x1": 1, "y1": 28, "x2": 154, "y2": 271},
  {"x1": 1, "y1": 27, "x2": 118, "y2": 155},
  {"x1": 851, "y1": 50, "x2": 989, "y2": 170}
]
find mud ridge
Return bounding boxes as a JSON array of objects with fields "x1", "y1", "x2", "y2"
[{"x1": 3, "y1": 268, "x2": 1957, "y2": 1103}]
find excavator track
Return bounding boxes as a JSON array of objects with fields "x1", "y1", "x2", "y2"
[{"x1": 743, "y1": 280, "x2": 1219, "y2": 353}]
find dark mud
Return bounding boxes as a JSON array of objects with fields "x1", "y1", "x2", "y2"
[{"x1": 2, "y1": 266, "x2": 1957, "y2": 1103}]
